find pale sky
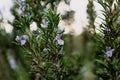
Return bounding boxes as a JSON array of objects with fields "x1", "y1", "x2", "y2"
[{"x1": 0, "y1": 0, "x2": 105, "y2": 35}]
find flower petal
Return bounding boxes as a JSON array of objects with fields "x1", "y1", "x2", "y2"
[
  {"x1": 57, "y1": 39, "x2": 64, "y2": 45},
  {"x1": 20, "y1": 40, "x2": 26, "y2": 45}
]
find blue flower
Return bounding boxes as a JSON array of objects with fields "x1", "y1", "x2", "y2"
[
  {"x1": 55, "y1": 34, "x2": 62, "y2": 40},
  {"x1": 17, "y1": 0, "x2": 25, "y2": 15},
  {"x1": 106, "y1": 47, "x2": 113, "y2": 58},
  {"x1": 57, "y1": 39, "x2": 64, "y2": 45},
  {"x1": 15, "y1": 35, "x2": 27, "y2": 45},
  {"x1": 55, "y1": 34, "x2": 64, "y2": 45}
]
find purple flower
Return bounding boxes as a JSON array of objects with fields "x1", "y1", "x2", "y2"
[
  {"x1": 17, "y1": 0, "x2": 25, "y2": 15},
  {"x1": 55, "y1": 34, "x2": 62, "y2": 40},
  {"x1": 17, "y1": 6, "x2": 25, "y2": 15},
  {"x1": 106, "y1": 47, "x2": 113, "y2": 58},
  {"x1": 15, "y1": 35, "x2": 27, "y2": 45},
  {"x1": 41, "y1": 20, "x2": 48, "y2": 28},
  {"x1": 57, "y1": 39, "x2": 64, "y2": 45},
  {"x1": 55, "y1": 34, "x2": 64, "y2": 45}
]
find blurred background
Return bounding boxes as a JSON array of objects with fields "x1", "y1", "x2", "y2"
[
  {"x1": 0, "y1": 0, "x2": 104, "y2": 35},
  {"x1": 0, "y1": 0, "x2": 105, "y2": 80}
]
